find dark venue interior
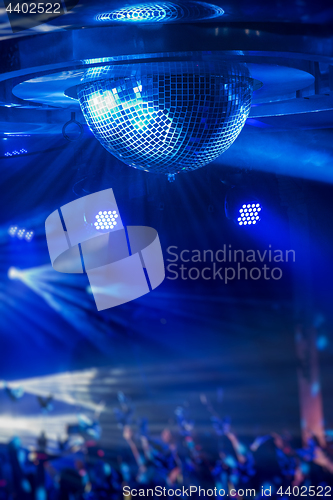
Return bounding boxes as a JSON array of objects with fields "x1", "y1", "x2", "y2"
[{"x1": 0, "y1": 0, "x2": 333, "y2": 498}]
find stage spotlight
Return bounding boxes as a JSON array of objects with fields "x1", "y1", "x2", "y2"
[
  {"x1": 8, "y1": 267, "x2": 22, "y2": 280},
  {"x1": 4, "y1": 148, "x2": 27, "y2": 157},
  {"x1": 17, "y1": 228, "x2": 26, "y2": 239},
  {"x1": 94, "y1": 210, "x2": 118, "y2": 231},
  {"x1": 8, "y1": 227, "x2": 34, "y2": 241},
  {"x1": 25, "y1": 231, "x2": 34, "y2": 241},
  {"x1": 225, "y1": 187, "x2": 262, "y2": 227},
  {"x1": 237, "y1": 202, "x2": 262, "y2": 226}
]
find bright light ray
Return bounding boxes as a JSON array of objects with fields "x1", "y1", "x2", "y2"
[
  {"x1": 4, "y1": 347, "x2": 294, "y2": 448},
  {"x1": 0, "y1": 414, "x2": 76, "y2": 451},
  {"x1": 12, "y1": 368, "x2": 104, "y2": 412},
  {"x1": 7, "y1": 264, "x2": 116, "y2": 354}
]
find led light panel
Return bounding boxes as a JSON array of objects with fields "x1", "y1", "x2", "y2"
[{"x1": 238, "y1": 203, "x2": 262, "y2": 226}]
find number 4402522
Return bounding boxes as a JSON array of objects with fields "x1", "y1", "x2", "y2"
[
  {"x1": 6, "y1": 3, "x2": 61, "y2": 14},
  {"x1": 277, "y1": 486, "x2": 331, "y2": 496}
]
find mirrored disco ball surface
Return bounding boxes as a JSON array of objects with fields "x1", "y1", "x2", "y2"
[{"x1": 77, "y1": 60, "x2": 253, "y2": 175}]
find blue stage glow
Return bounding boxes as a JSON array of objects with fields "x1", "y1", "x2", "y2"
[
  {"x1": 94, "y1": 210, "x2": 118, "y2": 231},
  {"x1": 96, "y1": 2, "x2": 224, "y2": 23},
  {"x1": 78, "y1": 61, "x2": 252, "y2": 175},
  {"x1": 317, "y1": 335, "x2": 328, "y2": 351},
  {"x1": 238, "y1": 202, "x2": 262, "y2": 226}
]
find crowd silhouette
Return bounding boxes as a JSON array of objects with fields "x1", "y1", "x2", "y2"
[{"x1": 0, "y1": 393, "x2": 332, "y2": 499}]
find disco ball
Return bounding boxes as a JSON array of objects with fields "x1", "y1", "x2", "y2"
[{"x1": 77, "y1": 60, "x2": 253, "y2": 175}]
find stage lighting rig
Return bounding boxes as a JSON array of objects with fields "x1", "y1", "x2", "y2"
[
  {"x1": 225, "y1": 186, "x2": 262, "y2": 228},
  {"x1": 94, "y1": 210, "x2": 119, "y2": 231},
  {"x1": 25, "y1": 231, "x2": 34, "y2": 241},
  {"x1": 237, "y1": 203, "x2": 262, "y2": 226},
  {"x1": 17, "y1": 228, "x2": 26, "y2": 239},
  {"x1": 8, "y1": 226, "x2": 18, "y2": 236},
  {"x1": 8, "y1": 227, "x2": 34, "y2": 241}
]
